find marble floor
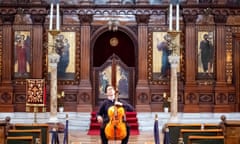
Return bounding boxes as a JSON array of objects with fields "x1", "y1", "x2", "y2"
[{"x1": 63, "y1": 130, "x2": 162, "y2": 144}]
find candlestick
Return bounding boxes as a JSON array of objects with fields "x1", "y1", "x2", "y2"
[
  {"x1": 56, "y1": 2, "x2": 60, "y2": 31},
  {"x1": 176, "y1": 3, "x2": 180, "y2": 31},
  {"x1": 49, "y1": 2, "x2": 53, "y2": 30},
  {"x1": 169, "y1": 3, "x2": 173, "y2": 31}
]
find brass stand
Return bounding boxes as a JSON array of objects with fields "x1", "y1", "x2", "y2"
[
  {"x1": 26, "y1": 105, "x2": 46, "y2": 123},
  {"x1": 48, "y1": 30, "x2": 61, "y2": 53},
  {"x1": 49, "y1": 30, "x2": 61, "y2": 36},
  {"x1": 167, "y1": 30, "x2": 181, "y2": 56},
  {"x1": 33, "y1": 106, "x2": 38, "y2": 123}
]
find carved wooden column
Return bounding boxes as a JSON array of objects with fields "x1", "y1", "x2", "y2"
[
  {"x1": 213, "y1": 12, "x2": 233, "y2": 112},
  {"x1": 31, "y1": 13, "x2": 46, "y2": 78},
  {"x1": 182, "y1": 12, "x2": 198, "y2": 112},
  {"x1": 135, "y1": 14, "x2": 150, "y2": 112},
  {"x1": 182, "y1": 14, "x2": 197, "y2": 85},
  {"x1": 233, "y1": 34, "x2": 240, "y2": 112},
  {"x1": 0, "y1": 14, "x2": 15, "y2": 112},
  {"x1": 214, "y1": 13, "x2": 227, "y2": 85},
  {"x1": 77, "y1": 14, "x2": 93, "y2": 112}
]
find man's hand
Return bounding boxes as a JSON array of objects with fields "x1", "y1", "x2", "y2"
[
  {"x1": 97, "y1": 115, "x2": 103, "y2": 123},
  {"x1": 114, "y1": 101, "x2": 123, "y2": 106}
]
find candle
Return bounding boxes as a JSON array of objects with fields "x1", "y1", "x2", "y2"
[
  {"x1": 169, "y1": 3, "x2": 173, "y2": 31},
  {"x1": 176, "y1": 3, "x2": 180, "y2": 31},
  {"x1": 61, "y1": 91, "x2": 64, "y2": 97},
  {"x1": 163, "y1": 92, "x2": 166, "y2": 98},
  {"x1": 49, "y1": 2, "x2": 53, "y2": 30},
  {"x1": 56, "y1": 2, "x2": 60, "y2": 30}
]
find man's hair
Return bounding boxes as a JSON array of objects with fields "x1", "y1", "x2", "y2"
[
  {"x1": 104, "y1": 84, "x2": 113, "y2": 93},
  {"x1": 203, "y1": 34, "x2": 208, "y2": 39}
]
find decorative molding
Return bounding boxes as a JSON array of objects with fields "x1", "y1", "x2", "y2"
[
  {"x1": 0, "y1": 92, "x2": 12, "y2": 104},
  {"x1": 151, "y1": 93, "x2": 163, "y2": 102},
  {"x1": 199, "y1": 93, "x2": 214, "y2": 104},
  {"x1": 78, "y1": 14, "x2": 93, "y2": 24},
  {"x1": 31, "y1": 14, "x2": 46, "y2": 24},
  {"x1": 135, "y1": 14, "x2": 150, "y2": 24},
  {"x1": 137, "y1": 92, "x2": 148, "y2": 104}
]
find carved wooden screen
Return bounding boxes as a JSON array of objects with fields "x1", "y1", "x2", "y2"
[{"x1": 93, "y1": 54, "x2": 134, "y2": 106}]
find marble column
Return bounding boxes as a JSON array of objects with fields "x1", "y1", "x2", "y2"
[
  {"x1": 48, "y1": 52, "x2": 60, "y2": 123},
  {"x1": 168, "y1": 55, "x2": 180, "y2": 121}
]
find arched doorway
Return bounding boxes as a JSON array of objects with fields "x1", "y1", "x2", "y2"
[{"x1": 92, "y1": 30, "x2": 136, "y2": 108}]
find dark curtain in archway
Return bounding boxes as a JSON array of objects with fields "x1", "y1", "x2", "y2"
[{"x1": 93, "y1": 31, "x2": 135, "y2": 67}]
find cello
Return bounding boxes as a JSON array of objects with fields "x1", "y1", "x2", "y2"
[{"x1": 104, "y1": 91, "x2": 127, "y2": 140}]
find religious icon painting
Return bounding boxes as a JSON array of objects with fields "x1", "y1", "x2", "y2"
[
  {"x1": 98, "y1": 65, "x2": 112, "y2": 99},
  {"x1": 197, "y1": 31, "x2": 215, "y2": 79},
  {"x1": 48, "y1": 32, "x2": 76, "y2": 80},
  {"x1": 151, "y1": 31, "x2": 181, "y2": 81},
  {"x1": 14, "y1": 31, "x2": 31, "y2": 78},
  {"x1": 116, "y1": 64, "x2": 129, "y2": 99},
  {"x1": 152, "y1": 32, "x2": 168, "y2": 80}
]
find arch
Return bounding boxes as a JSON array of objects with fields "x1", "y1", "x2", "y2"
[
  {"x1": 91, "y1": 25, "x2": 138, "y2": 107},
  {"x1": 91, "y1": 25, "x2": 138, "y2": 67}
]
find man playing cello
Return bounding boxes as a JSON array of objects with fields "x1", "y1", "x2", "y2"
[{"x1": 96, "y1": 84, "x2": 134, "y2": 144}]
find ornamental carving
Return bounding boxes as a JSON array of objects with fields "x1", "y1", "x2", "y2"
[
  {"x1": 151, "y1": 93, "x2": 163, "y2": 102},
  {"x1": 137, "y1": 92, "x2": 148, "y2": 104},
  {"x1": 0, "y1": 92, "x2": 12, "y2": 104},
  {"x1": 199, "y1": 93, "x2": 213, "y2": 104},
  {"x1": 80, "y1": 92, "x2": 90, "y2": 103}
]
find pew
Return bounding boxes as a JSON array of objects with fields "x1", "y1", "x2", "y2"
[
  {"x1": 7, "y1": 136, "x2": 34, "y2": 144},
  {"x1": 165, "y1": 123, "x2": 220, "y2": 144},
  {"x1": 179, "y1": 129, "x2": 223, "y2": 144},
  {"x1": 14, "y1": 123, "x2": 49, "y2": 144},
  {"x1": 8, "y1": 129, "x2": 42, "y2": 144},
  {"x1": 188, "y1": 135, "x2": 224, "y2": 144},
  {"x1": 220, "y1": 115, "x2": 240, "y2": 144},
  {"x1": 0, "y1": 121, "x2": 6, "y2": 144}
]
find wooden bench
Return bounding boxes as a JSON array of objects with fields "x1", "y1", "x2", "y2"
[
  {"x1": 165, "y1": 123, "x2": 220, "y2": 144},
  {"x1": 7, "y1": 136, "x2": 34, "y2": 144},
  {"x1": 179, "y1": 129, "x2": 223, "y2": 144},
  {"x1": 188, "y1": 135, "x2": 224, "y2": 144},
  {"x1": 8, "y1": 129, "x2": 42, "y2": 144},
  {"x1": 14, "y1": 123, "x2": 49, "y2": 144}
]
